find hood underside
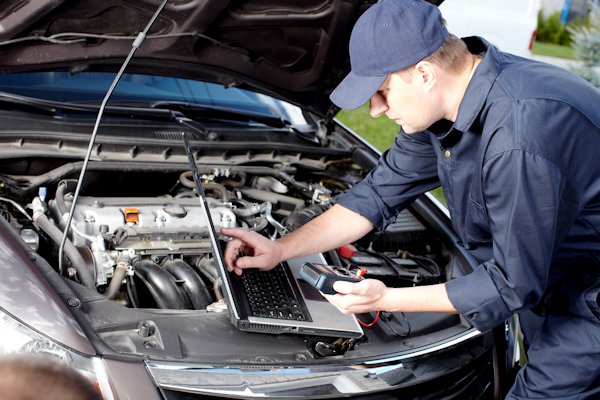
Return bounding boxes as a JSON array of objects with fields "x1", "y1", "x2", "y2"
[{"x1": 0, "y1": 0, "x2": 442, "y2": 116}]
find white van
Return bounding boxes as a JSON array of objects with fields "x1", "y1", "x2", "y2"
[{"x1": 439, "y1": 0, "x2": 541, "y2": 58}]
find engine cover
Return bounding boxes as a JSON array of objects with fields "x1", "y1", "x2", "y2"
[{"x1": 69, "y1": 196, "x2": 236, "y2": 254}]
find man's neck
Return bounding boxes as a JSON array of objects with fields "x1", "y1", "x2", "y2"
[{"x1": 445, "y1": 54, "x2": 483, "y2": 122}]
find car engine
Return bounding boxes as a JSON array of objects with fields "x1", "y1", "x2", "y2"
[{"x1": 1, "y1": 160, "x2": 444, "y2": 312}]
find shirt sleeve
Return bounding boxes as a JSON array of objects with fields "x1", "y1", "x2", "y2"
[
  {"x1": 446, "y1": 149, "x2": 581, "y2": 333},
  {"x1": 337, "y1": 130, "x2": 440, "y2": 230}
]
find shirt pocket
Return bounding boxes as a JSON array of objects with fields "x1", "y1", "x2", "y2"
[{"x1": 464, "y1": 194, "x2": 493, "y2": 246}]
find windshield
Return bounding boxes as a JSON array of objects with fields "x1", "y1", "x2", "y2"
[{"x1": 0, "y1": 71, "x2": 307, "y2": 125}]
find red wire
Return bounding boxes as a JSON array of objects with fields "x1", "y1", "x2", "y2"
[{"x1": 355, "y1": 311, "x2": 380, "y2": 327}]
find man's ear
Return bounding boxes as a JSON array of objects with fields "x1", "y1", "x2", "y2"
[{"x1": 414, "y1": 61, "x2": 436, "y2": 92}]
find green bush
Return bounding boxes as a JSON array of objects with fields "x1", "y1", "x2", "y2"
[
  {"x1": 569, "y1": 14, "x2": 600, "y2": 87},
  {"x1": 537, "y1": 11, "x2": 572, "y2": 45},
  {"x1": 537, "y1": 10, "x2": 591, "y2": 46}
]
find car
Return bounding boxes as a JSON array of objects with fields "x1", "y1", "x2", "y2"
[
  {"x1": 0, "y1": 1, "x2": 521, "y2": 399},
  {"x1": 439, "y1": 0, "x2": 541, "y2": 58}
]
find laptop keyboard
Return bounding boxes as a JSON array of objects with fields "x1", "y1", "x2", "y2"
[{"x1": 241, "y1": 263, "x2": 311, "y2": 321}]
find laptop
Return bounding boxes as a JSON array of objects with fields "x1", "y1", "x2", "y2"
[{"x1": 181, "y1": 132, "x2": 363, "y2": 338}]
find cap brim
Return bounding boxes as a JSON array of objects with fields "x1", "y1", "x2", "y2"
[{"x1": 329, "y1": 71, "x2": 387, "y2": 110}]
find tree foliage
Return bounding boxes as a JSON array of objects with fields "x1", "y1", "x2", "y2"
[
  {"x1": 569, "y1": 14, "x2": 600, "y2": 87},
  {"x1": 537, "y1": 11, "x2": 573, "y2": 45},
  {"x1": 537, "y1": 10, "x2": 591, "y2": 46}
]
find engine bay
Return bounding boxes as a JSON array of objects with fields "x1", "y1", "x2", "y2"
[{"x1": 0, "y1": 151, "x2": 465, "y2": 361}]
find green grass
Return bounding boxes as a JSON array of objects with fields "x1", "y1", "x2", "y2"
[
  {"x1": 337, "y1": 105, "x2": 399, "y2": 151},
  {"x1": 531, "y1": 41, "x2": 577, "y2": 60},
  {"x1": 336, "y1": 105, "x2": 447, "y2": 205}
]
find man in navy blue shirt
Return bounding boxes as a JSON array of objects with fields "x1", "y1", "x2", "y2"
[{"x1": 223, "y1": 0, "x2": 600, "y2": 398}]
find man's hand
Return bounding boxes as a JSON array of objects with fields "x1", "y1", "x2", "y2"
[
  {"x1": 221, "y1": 227, "x2": 282, "y2": 275},
  {"x1": 325, "y1": 281, "x2": 458, "y2": 315},
  {"x1": 322, "y1": 279, "x2": 388, "y2": 314}
]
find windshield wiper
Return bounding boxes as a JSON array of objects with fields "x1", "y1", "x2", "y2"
[
  {"x1": 0, "y1": 91, "x2": 173, "y2": 118},
  {"x1": 150, "y1": 100, "x2": 290, "y2": 128},
  {"x1": 0, "y1": 92, "x2": 319, "y2": 143},
  {"x1": 150, "y1": 101, "x2": 320, "y2": 144},
  {"x1": 0, "y1": 91, "x2": 76, "y2": 115},
  {"x1": 0, "y1": 91, "x2": 210, "y2": 139},
  {"x1": 0, "y1": 92, "x2": 286, "y2": 129}
]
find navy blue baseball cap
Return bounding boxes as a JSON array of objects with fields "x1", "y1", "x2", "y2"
[{"x1": 330, "y1": 0, "x2": 448, "y2": 109}]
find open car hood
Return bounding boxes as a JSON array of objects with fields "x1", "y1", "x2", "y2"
[{"x1": 0, "y1": 0, "x2": 443, "y2": 117}]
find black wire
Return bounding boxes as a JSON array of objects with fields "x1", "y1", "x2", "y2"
[
  {"x1": 366, "y1": 249, "x2": 407, "y2": 278},
  {"x1": 126, "y1": 275, "x2": 140, "y2": 308},
  {"x1": 397, "y1": 250, "x2": 442, "y2": 276},
  {"x1": 381, "y1": 311, "x2": 411, "y2": 337}
]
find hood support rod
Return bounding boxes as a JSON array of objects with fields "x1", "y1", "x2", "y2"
[{"x1": 57, "y1": 0, "x2": 170, "y2": 277}]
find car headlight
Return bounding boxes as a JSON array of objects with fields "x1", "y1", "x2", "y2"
[{"x1": 0, "y1": 308, "x2": 114, "y2": 400}]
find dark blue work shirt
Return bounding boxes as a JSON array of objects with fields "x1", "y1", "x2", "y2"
[{"x1": 337, "y1": 37, "x2": 600, "y2": 333}]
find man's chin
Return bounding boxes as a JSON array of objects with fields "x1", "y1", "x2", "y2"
[{"x1": 401, "y1": 124, "x2": 418, "y2": 134}]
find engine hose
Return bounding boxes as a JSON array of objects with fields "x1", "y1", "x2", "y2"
[
  {"x1": 163, "y1": 259, "x2": 212, "y2": 310},
  {"x1": 241, "y1": 166, "x2": 309, "y2": 192},
  {"x1": 283, "y1": 203, "x2": 329, "y2": 231},
  {"x1": 231, "y1": 202, "x2": 264, "y2": 217},
  {"x1": 133, "y1": 260, "x2": 191, "y2": 309},
  {"x1": 105, "y1": 261, "x2": 128, "y2": 299},
  {"x1": 178, "y1": 171, "x2": 230, "y2": 202},
  {"x1": 203, "y1": 182, "x2": 230, "y2": 202},
  {"x1": 214, "y1": 279, "x2": 223, "y2": 301},
  {"x1": 179, "y1": 169, "x2": 246, "y2": 188},
  {"x1": 196, "y1": 257, "x2": 223, "y2": 300},
  {"x1": 54, "y1": 179, "x2": 78, "y2": 218},
  {"x1": 240, "y1": 216, "x2": 269, "y2": 232},
  {"x1": 126, "y1": 275, "x2": 140, "y2": 308},
  {"x1": 33, "y1": 214, "x2": 96, "y2": 289},
  {"x1": 221, "y1": 171, "x2": 246, "y2": 188},
  {"x1": 179, "y1": 170, "x2": 202, "y2": 189}
]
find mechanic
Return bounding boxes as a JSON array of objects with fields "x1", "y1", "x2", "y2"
[{"x1": 222, "y1": 0, "x2": 600, "y2": 398}]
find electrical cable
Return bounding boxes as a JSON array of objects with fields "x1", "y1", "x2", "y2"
[
  {"x1": 355, "y1": 311, "x2": 380, "y2": 327},
  {"x1": 0, "y1": 197, "x2": 32, "y2": 221},
  {"x1": 397, "y1": 250, "x2": 442, "y2": 276},
  {"x1": 380, "y1": 311, "x2": 411, "y2": 337},
  {"x1": 367, "y1": 249, "x2": 424, "y2": 284},
  {"x1": 126, "y1": 275, "x2": 140, "y2": 308},
  {"x1": 0, "y1": 32, "x2": 244, "y2": 55}
]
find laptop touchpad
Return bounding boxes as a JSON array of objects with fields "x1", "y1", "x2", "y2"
[{"x1": 297, "y1": 279, "x2": 327, "y2": 301}]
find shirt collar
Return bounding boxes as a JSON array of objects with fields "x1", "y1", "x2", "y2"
[{"x1": 433, "y1": 37, "x2": 501, "y2": 146}]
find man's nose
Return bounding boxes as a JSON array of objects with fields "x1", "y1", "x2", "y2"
[{"x1": 369, "y1": 93, "x2": 388, "y2": 118}]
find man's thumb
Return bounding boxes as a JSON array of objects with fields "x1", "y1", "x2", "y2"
[{"x1": 332, "y1": 280, "x2": 354, "y2": 294}]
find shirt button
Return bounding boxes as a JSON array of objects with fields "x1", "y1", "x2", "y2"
[{"x1": 444, "y1": 150, "x2": 452, "y2": 158}]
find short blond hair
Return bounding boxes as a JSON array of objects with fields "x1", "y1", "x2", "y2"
[
  {"x1": 396, "y1": 34, "x2": 470, "y2": 80},
  {"x1": 424, "y1": 34, "x2": 471, "y2": 73}
]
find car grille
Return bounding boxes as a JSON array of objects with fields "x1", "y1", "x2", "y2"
[{"x1": 158, "y1": 346, "x2": 497, "y2": 400}]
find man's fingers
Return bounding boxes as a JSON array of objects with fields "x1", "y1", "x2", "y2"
[
  {"x1": 223, "y1": 238, "x2": 243, "y2": 271},
  {"x1": 233, "y1": 255, "x2": 252, "y2": 269},
  {"x1": 332, "y1": 280, "x2": 355, "y2": 294},
  {"x1": 332, "y1": 279, "x2": 371, "y2": 295},
  {"x1": 222, "y1": 227, "x2": 279, "y2": 273},
  {"x1": 235, "y1": 253, "x2": 271, "y2": 270},
  {"x1": 327, "y1": 279, "x2": 385, "y2": 314},
  {"x1": 220, "y1": 226, "x2": 236, "y2": 235},
  {"x1": 221, "y1": 227, "x2": 255, "y2": 242}
]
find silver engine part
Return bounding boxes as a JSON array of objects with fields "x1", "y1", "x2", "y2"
[
  {"x1": 36, "y1": 173, "x2": 329, "y2": 305},
  {"x1": 58, "y1": 196, "x2": 236, "y2": 287},
  {"x1": 69, "y1": 196, "x2": 236, "y2": 252}
]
